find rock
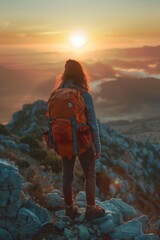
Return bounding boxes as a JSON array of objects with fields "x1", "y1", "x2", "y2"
[
  {"x1": 21, "y1": 122, "x2": 37, "y2": 135},
  {"x1": 93, "y1": 224, "x2": 101, "y2": 237},
  {"x1": 0, "y1": 159, "x2": 18, "y2": 171},
  {"x1": 91, "y1": 214, "x2": 115, "y2": 234},
  {"x1": 22, "y1": 182, "x2": 33, "y2": 191},
  {"x1": 135, "y1": 233, "x2": 159, "y2": 240},
  {"x1": 88, "y1": 227, "x2": 95, "y2": 234},
  {"x1": 64, "y1": 227, "x2": 75, "y2": 239},
  {"x1": 109, "y1": 198, "x2": 137, "y2": 218},
  {"x1": 16, "y1": 207, "x2": 41, "y2": 226},
  {"x1": 3, "y1": 140, "x2": 18, "y2": 149},
  {"x1": 0, "y1": 189, "x2": 10, "y2": 207},
  {"x1": 7, "y1": 167, "x2": 23, "y2": 190},
  {"x1": 55, "y1": 209, "x2": 65, "y2": 218},
  {"x1": 95, "y1": 160, "x2": 107, "y2": 173},
  {"x1": 136, "y1": 215, "x2": 150, "y2": 232},
  {"x1": 0, "y1": 159, "x2": 52, "y2": 240},
  {"x1": 24, "y1": 200, "x2": 51, "y2": 224},
  {"x1": 0, "y1": 144, "x2": 5, "y2": 152},
  {"x1": 18, "y1": 143, "x2": 30, "y2": 152},
  {"x1": 110, "y1": 219, "x2": 143, "y2": 239},
  {"x1": 75, "y1": 191, "x2": 87, "y2": 207},
  {"x1": 0, "y1": 228, "x2": 13, "y2": 240},
  {"x1": 78, "y1": 224, "x2": 91, "y2": 240},
  {"x1": 0, "y1": 208, "x2": 6, "y2": 218},
  {"x1": 76, "y1": 191, "x2": 86, "y2": 202},
  {"x1": 52, "y1": 189, "x2": 62, "y2": 195},
  {"x1": 76, "y1": 200, "x2": 86, "y2": 208},
  {"x1": 153, "y1": 219, "x2": 160, "y2": 231},
  {"x1": 7, "y1": 100, "x2": 47, "y2": 136},
  {"x1": 0, "y1": 159, "x2": 22, "y2": 217},
  {"x1": 109, "y1": 184, "x2": 117, "y2": 196},
  {"x1": 45, "y1": 192, "x2": 65, "y2": 209},
  {"x1": 54, "y1": 219, "x2": 66, "y2": 230},
  {"x1": 126, "y1": 193, "x2": 135, "y2": 203},
  {"x1": 77, "y1": 212, "x2": 86, "y2": 223},
  {"x1": 61, "y1": 215, "x2": 73, "y2": 224},
  {"x1": 0, "y1": 219, "x2": 6, "y2": 228},
  {"x1": 102, "y1": 201, "x2": 123, "y2": 226},
  {"x1": 12, "y1": 207, "x2": 41, "y2": 239},
  {"x1": 7, "y1": 200, "x2": 22, "y2": 217}
]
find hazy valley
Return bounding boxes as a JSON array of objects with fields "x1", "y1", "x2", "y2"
[{"x1": 0, "y1": 45, "x2": 160, "y2": 142}]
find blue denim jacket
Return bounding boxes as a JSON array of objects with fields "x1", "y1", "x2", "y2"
[{"x1": 61, "y1": 81, "x2": 101, "y2": 154}]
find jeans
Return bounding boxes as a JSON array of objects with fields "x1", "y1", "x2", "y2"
[{"x1": 62, "y1": 147, "x2": 96, "y2": 206}]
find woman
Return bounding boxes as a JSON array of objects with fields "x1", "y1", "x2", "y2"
[{"x1": 54, "y1": 59, "x2": 105, "y2": 220}]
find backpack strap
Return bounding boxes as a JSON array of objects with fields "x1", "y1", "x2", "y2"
[
  {"x1": 47, "y1": 116, "x2": 57, "y2": 150},
  {"x1": 70, "y1": 116, "x2": 78, "y2": 155}
]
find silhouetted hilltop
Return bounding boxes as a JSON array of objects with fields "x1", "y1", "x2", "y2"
[
  {"x1": 94, "y1": 77, "x2": 160, "y2": 106},
  {"x1": 91, "y1": 45, "x2": 160, "y2": 59}
]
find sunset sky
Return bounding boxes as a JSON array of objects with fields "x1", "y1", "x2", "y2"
[
  {"x1": 0, "y1": 0, "x2": 160, "y2": 123},
  {"x1": 0, "y1": 0, "x2": 160, "y2": 51}
]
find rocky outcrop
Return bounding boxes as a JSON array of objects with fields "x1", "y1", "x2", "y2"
[
  {"x1": 0, "y1": 159, "x2": 51, "y2": 240},
  {"x1": 7, "y1": 100, "x2": 48, "y2": 136},
  {"x1": 0, "y1": 100, "x2": 160, "y2": 238},
  {"x1": 0, "y1": 159, "x2": 159, "y2": 240}
]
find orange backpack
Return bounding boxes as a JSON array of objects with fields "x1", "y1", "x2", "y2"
[{"x1": 46, "y1": 88, "x2": 93, "y2": 159}]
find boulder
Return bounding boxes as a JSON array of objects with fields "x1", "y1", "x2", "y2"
[
  {"x1": 0, "y1": 159, "x2": 52, "y2": 240},
  {"x1": 44, "y1": 192, "x2": 65, "y2": 209},
  {"x1": 136, "y1": 215, "x2": 150, "y2": 232},
  {"x1": 78, "y1": 224, "x2": 91, "y2": 240},
  {"x1": 76, "y1": 191, "x2": 86, "y2": 202},
  {"x1": 135, "y1": 233, "x2": 159, "y2": 240},
  {"x1": 55, "y1": 209, "x2": 66, "y2": 218},
  {"x1": 91, "y1": 214, "x2": 115, "y2": 234},
  {"x1": 109, "y1": 198, "x2": 137, "y2": 218},
  {"x1": 24, "y1": 200, "x2": 51, "y2": 224},
  {"x1": 64, "y1": 227, "x2": 75, "y2": 239},
  {"x1": 54, "y1": 219, "x2": 66, "y2": 230},
  {"x1": 0, "y1": 228, "x2": 13, "y2": 240},
  {"x1": 18, "y1": 143, "x2": 30, "y2": 152},
  {"x1": 110, "y1": 219, "x2": 143, "y2": 239},
  {"x1": 101, "y1": 201, "x2": 123, "y2": 226}
]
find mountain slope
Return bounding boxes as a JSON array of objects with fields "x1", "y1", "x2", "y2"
[{"x1": 0, "y1": 100, "x2": 159, "y2": 227}]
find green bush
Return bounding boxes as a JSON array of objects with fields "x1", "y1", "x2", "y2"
[
  {"x1": 30, "y1": 130, "x2": 45, "y2": 141},
  {"x1": 20, "y1": 134, "x2": 41, "y2": 149},
  {"x1": 17, "y1": 159, "x2": 30, "y2": 168},
  {"x1": 0, "y1": 124, "x2": 11, "y2": 136},
  {"x1": 41, "y1": 154, "x2": 62, "y2": 173},
  {"x1": 30, "y1": 149, "x2": 48, "y2": 161}
]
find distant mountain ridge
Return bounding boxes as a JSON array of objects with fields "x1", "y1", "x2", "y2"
[
  {"x1": 91, "y1": 77, "x2": 160, "y2": 122},
  {"x1": 95, "y1": 77, "x2": 160, "y2": 105},
  {"x1": 0, "y1": 45, "x2": 160, "y2": 122},
  {"x1": 90, "y1": 45, "x2": 160, "y2": 59}
]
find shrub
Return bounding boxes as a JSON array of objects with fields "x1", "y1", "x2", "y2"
[
  {"x1": 17, "y1": 159, "x2": 30, "y2": 168},
  {"x1": 41, "y1": 153, "x2": 62, "y2": 173},
  {"x1": 30, "y1": 149, "x2": 48, "y2": 161},
  {"x1": 20, "y1": 134, "x2": 41, "y2": 149},
  {"x1": 0, "y1": 124, "x2": 11, "y2": 136},
  {"x1": 29, "y1": 166, "x2": 55, "y2": 205}
]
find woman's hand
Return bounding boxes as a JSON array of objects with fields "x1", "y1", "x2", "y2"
[{"x1": 93, "y1": 152, "x2": 101, "y2": 161}]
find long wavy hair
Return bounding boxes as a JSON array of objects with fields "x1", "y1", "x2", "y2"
[{"x1": 55, "y1": 59, "x2": 90, "y2": 91}]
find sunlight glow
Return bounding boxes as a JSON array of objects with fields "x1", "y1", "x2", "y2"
[{"x1": 70, "y1": 31, "x2": 87, "y2": 48}]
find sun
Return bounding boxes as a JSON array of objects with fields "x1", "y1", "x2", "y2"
[{"x1": 70, "y1": 31, "x2": 87, "y2": 49}]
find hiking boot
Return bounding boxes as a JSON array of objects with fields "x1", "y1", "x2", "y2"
[
  {"x1": 85, "y1": 205, "x2": 105, "y2": 220},
  {"x1": 65, "y1": 203, "x2": 79, "y2": 219}
]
